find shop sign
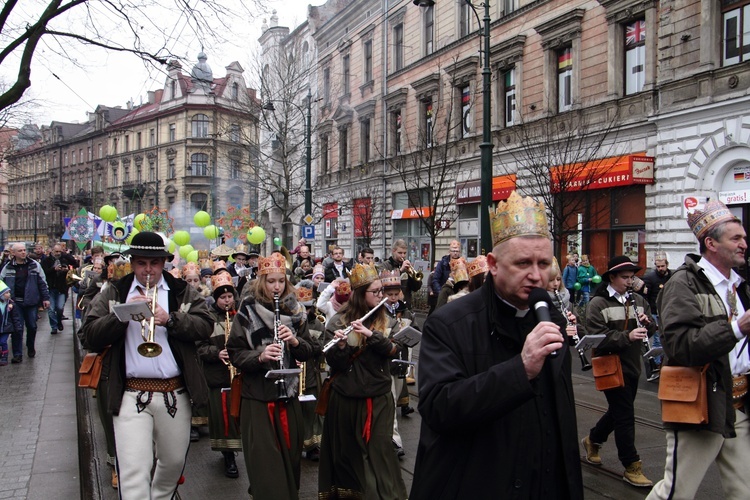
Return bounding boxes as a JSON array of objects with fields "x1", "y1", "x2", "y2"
[
  {"x1": 719, "y1": 189, "x2": 750, "y2": 205},
  {"x1": 456, "y1": 174, "x2": 517, "y2": 204},
  {"x1": 390, "y1": 207, "x2": 433, "y2": 219},
  {"x1": 551, "y1": 154, "x2": 654, "y2": 192},
  {"x1": 682, "y1": 195, "x2": 708, "y2": 218}
]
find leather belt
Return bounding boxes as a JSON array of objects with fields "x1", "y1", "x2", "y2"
[
  {"x1": 732, "y1": 375, "x2": 747, "y2": 412},
  {"x1": 126, "y1": 376, "x2": 183, "y2": 393}
]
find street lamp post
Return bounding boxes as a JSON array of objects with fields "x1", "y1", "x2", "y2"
[
  {"x1": 33, "y1": 201, "x2": 38, "y2": 243},
  {"x1": 415, "y1": 0, "x2": 494, "y2": 254},
  {"x1": 263, "y1": 88, "x2": 316, "y2": 219}
]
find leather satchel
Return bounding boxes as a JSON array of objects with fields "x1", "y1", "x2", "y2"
[
  {"x1": 78, "y1": 347, "x2": 109, "y2": 389},
  {"x1": 229, "y1": 373, "x2": 243, "y2": 419},
  {"x1": 591, "y1": 354, "x2": 625, "y2": 391},
  {"x1": 658, "y1": 365, "x2": 709, "y2": 424}
]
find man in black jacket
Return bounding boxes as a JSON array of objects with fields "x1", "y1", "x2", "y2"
[
  {"x1": 41, "y1": 244, "x2": 78, "y2": 333},
  {"x1": 324, "y1": 246, "x2": 351, "y2": 282},
  {"x1": 411, "y1": 192, "x2": 582, "y2": 499},
  {"x1": 81, "y1": 232, "x2": 213, "y2": 500}
]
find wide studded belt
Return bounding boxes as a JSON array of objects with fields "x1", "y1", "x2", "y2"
[
  {"x1": 732, "y1": 375, "x2": 748, "y2": 411},
  {"x1": 126, "y1": 376, "x2": 183, "y2": 393}
]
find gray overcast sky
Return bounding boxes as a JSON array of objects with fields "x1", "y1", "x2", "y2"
[{"x1": 3, "y1": 1, "x2": 313, "y2": 126}]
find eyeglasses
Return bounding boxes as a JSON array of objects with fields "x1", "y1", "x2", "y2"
[{"x1": 366, "y1": 288, "x2": 384, "y2": 295}]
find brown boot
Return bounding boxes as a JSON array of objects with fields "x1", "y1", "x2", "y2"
[
  {"x1": 581, "y1": 435, "x2": 602, "y2": 465},
  {"x1": 623, "y1": 461, "x2": 652, "y2": 487}
]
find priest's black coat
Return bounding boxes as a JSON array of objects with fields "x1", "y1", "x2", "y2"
[{"x1": 410, "y1": 279, "x2": 583, "y2": 499}]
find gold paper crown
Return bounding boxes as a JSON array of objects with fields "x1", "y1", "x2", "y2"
[
  {"x1": 467, "y1": 255, "x2": 489, "y2": 279},
  {"x1": 212, "y1": 260, "x2": 227, "y2": 272},
  {"x1": 211, "y1": 272, "x2": 234, "y2": 291},
  {"x1": 349, "y1": 263, "x2": 379, "y2": 289},
  {"x1": 335, "y1": 280, "x2": 351, "y2": 296},
  {"x1": 169, "y1": 267, "x2": 181, "y2": 279},
  {"x1": 107, "y1": 257, "x2": 132, "y2": 281},
  {"x1": 258, "y1": 253, "x2": 287, "y2": 276},
  {"x1": 654, "y1": 250, "x2": 668, "y2": 261},
  {"x1": 199, "y1": 258, "x2": 212, "y2": 270},
  {"x1": 181, "y1": 262, "x2": 201, "y2": 279},
  {"x1": 198, "y1": 250, "x2": 209, "y2": 260},
  {"x1": 211, "y1": 244, "x2": 234, "y2": 257},
  {"x1": 489, "y1": 191, "x2": 550, "y2": 248},
  {"x1": 687, "y1": 200, "x2": 739, "y2": 239},
  {"x1": 450, "y1": 260, "x2": 469, "y2": 283},
  {"x1": 296, "y1": 284, "x2": 314, "y2": 304},
  {"x1": 380, "y1": 269, "x2": 402, "y2": 289}
]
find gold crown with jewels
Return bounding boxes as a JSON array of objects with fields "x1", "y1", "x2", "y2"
[
  {"x1": 489, "y1": 191, "x2": 550, "y2": 248},
  {"x1": 349, "y1": 263, "x2": 379, "y2": 290},
  {"x1": 258, "y1": 252, "x2": 287, "y2": 276},
  {"x1": 467, "y1": 255, "x2": 489, "y2": 279},
  {"x1": 686, "y1": 200, "x2": 740, "y2": 240}
]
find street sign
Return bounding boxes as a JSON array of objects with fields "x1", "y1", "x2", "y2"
[
  {"x1": 303, "y1": 214, "x2": 314, "y2": 225},
  {"x1": 301, "y1": 225, "x2": 315, "y2": 239}
]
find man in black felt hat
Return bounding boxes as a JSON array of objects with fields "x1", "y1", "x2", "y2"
[
  {"x1": 581, "y1": 255, "x2": 656, "y2": 488},
  {"x1": 80, "y1": 231, "x2": 213, "y2": 499}
]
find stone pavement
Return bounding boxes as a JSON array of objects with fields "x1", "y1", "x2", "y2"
[{"x1": 0, "y1": 312, "x2": 79, "y2": 500}]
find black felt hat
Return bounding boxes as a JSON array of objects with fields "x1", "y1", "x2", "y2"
[
  {"x1": 602, "y1": 255, "x2": 641, "y2": 281},
  {"x1": 123, "y1": 232, "x2": 174, "y2": 261}
]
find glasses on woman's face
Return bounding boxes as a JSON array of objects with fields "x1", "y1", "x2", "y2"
[{"x1": 366, "y1": 288, "x2": 384, "y2": 295}]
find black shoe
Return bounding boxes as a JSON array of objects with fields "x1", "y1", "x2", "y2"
[
  {"x1": 401, "y1": 406, "x2": 415, "y2": 417},
  {"x1": 28, "y1": 349, "x2": 36, "y2": 358},
  {"x1": 11, "y1": 356, "x2": 22, "y2": 364},
  {"x1": 60, "y1": 316, "x2": 69, "y2": 320},
  {"x1": 190, "y1": 427, "x2": 200, "y2": 442},
  {"x1": 50, "y1": 328, "x2": 58, "y2": 335},
  {"x1": 58, "y1": 324, "x2": 64, "y2": 331},
  {"x1": 223, "y1": 452, "x2": 239, "y2": 478},
  {"x1": 395, "y1": 446, "x2": 405, "y2": 458},
  {"x1": 307, "y1": 448, "x2": 320, "y2": 461}
]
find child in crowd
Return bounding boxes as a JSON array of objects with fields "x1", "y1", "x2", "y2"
[{"x1": 0, "y1": 280, "x2": 23, "y2": 366}]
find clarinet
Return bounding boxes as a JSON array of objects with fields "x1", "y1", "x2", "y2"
[
  {"x1": 626, "y1": 288, "x2": 651, "y2": 353},
  {"x1": 273, "y1": 293, "x2": 287, "y2": 398},
  {"x1": 554, "y1": 290, "x2": 592, "y2": 371}
]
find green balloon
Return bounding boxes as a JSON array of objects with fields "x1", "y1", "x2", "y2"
[
  {"x1": 193, "y1": 211, "x2": 211, "y2": 228},
  {"x1": 99, "y1": 205, "x2": 118, "y2": 223},
  {"x1": 133, "y1": 213, "x2": 147, "y2": 231},
  {"x1": 247, "y1": 227, "x2": 266, "y2": 245},
  {"x1": 273, "y1": 237, "x2": 282, "y2": 246},
  {"x1": 203, "y1": 224, "x2": 219, "y2": 239},
  {"x1": 167, "y1": 240, "x2": 176, "y2": 253},
  {"x1": 173, "y1": 230, "x2": 190, "y2": 247},
  {"x1": 591, "y1": 275, "x2": 602, "y2": 284},
  {"x1": 187, "y1": 250, "x2": 199, "y2": 263},
  {"x1": 126, "y1": 227, "x2": 139, "y2": 244},
  {"x1": 179, "y1": 244, "x2": 195, "y2": 259},
  {"x1": 573, "y1": 282, "x2": 582, "y2": 291}
]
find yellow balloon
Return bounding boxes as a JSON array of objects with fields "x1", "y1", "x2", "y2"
[
  {"x1": 187, "y1": 250, "x2": 199, "y2": 263},
  {"x1": 126, "y1": 227, "x2": 139, "y2": 244},
  {"x1": 179, "y1": 244, "x2": 195, "y2": 259}
]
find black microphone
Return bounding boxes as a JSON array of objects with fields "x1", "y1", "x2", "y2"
[{"x1": 528, "y1": 287, "x2": 558, "y2": 358}]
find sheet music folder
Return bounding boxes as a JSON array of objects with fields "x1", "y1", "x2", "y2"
[{"x1": 575, "y1": 334, "x2": 605, "y2": 352}]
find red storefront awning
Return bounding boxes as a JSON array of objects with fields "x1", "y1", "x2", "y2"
[
  {"x1": 456, "y1": 174, "x2": 517, "y2": 204},
  {"x1": 550, "y1": 154, "x2": 654, "y2": 192}
]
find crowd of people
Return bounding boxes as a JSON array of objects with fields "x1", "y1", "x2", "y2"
[{"x1": 5, "y1": 191, "x2": 748, "y2": 498}]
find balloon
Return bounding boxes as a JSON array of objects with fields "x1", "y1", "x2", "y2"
[
  {"x1": 126, "y1": 227, "x2": 139, "y2": 244},
  {"x1": 99, "y1": 205, "x2": 118, "y2": 222},
  {"x1": 187, "y1": 250, "x2": 199, "y2": 263},
  {"x1": 247, "y1": 227, "x2": 266, "y2": 245},
  {"x1": 228, "y1": 256, "x2": 235, "y2": 263},
  {"x1": 573, "y1": 282, "x2": 582, "y2": 291},
  {"x1": 203, "y1": 224, "x2": 219, "y2": 239},
  {"x1": 179, "y1": 244, "x2": 195, "y2": 259},
  {"x1": 273, "y1": 237, "x2": 282, "y2": 246},
  {"x1": 167, "y1": 240, "x2": 176, "y2": 253},
  {"x1": 193, "y1": 211, "x2": 211, "y2": 228},
  {"x1": 173, "y1": 230, "x2": 190, "y2": 247},
  {"x1": 133, "y1": 213, "x2": 147, "y2": 231},
  {"x1": 592, "y1": 275, "x2": 602, "y2": 284}
]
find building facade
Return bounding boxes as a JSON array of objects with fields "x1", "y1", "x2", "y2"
[
  {"x1": 262, "y1": 0, "x2": 750, "y2": 269},
  {"x1": 6, "y1": 53, "x2": 260, "y2": 247}
]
